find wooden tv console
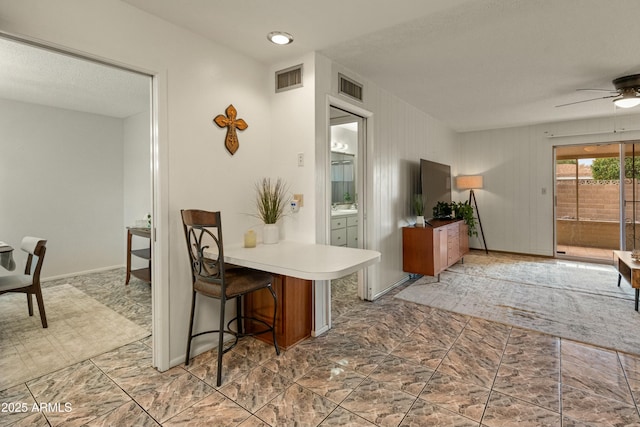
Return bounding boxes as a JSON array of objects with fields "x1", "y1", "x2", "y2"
[{"x1": 402, "y1": 219, "x2": 469, "y2": 277}]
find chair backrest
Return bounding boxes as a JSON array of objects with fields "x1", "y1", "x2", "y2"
[
  {"x1": 181, "y1": 210, "x2": 226, "y2": 286},
  {"x1": 20, "y1": 237, "x2": 47, "y2": 279}
]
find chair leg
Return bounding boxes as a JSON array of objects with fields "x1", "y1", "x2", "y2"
[
  {"x1": 216, "y1": 297, "x2": 226, "y2": 387},
  {"x1": 185, "y1": 291, "x2": 197, "y2": 366},
  {"x1": 268, "y1": 285, "x2": 280, "y2": 356},
  {"x1": 34, "y1": 288, "x2": 47, "y2": 328},
  {"x1": 236, "y1": 297, "x2": 243, "y2": 335},
  {"x1": 27, "y1": 293, "x2": 33, "y2": 316}
]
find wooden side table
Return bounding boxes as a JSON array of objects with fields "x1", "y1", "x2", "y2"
[
  {"x1": 613, "y1": 250, "x2": 640, "y2": 310},
  {"x1": 126, "y1": 227, "x2": 151, "y2": 285}
]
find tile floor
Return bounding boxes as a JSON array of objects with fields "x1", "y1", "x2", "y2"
[{"x1": 3, "y1": 264, "x2": 640, "y2": 426}]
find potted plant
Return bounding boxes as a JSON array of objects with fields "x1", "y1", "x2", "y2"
[
  {"x1": 432, "y1": 201, "x2": 452, "y2": 219},
  {"x1": 452, "y1": 201, "x2": 478, "y2": 237},
  {"x1": 254, "y1": 177, "x2": 289, "y2": 244},
  {"x1": 413, "y1": 194, "x2": 425, "y2": 227}
]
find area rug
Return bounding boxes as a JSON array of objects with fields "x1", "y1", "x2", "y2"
[
  {"x1": 0, "y1": 284, "x2": 149, "y2": 390},
  {"x1": 395, "y1": 253, "x2": 640, "y2": 356}
]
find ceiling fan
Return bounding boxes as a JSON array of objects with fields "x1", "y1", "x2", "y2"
[{"x1": 556, "y1": 74, "x2": 640, "y2": 108}]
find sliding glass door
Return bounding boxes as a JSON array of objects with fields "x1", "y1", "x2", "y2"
[
  {"x1": 623, "y1": 142, "x2": 640, "y2": 251},
  {"x1": 555, "y1": 143, "x2": 624, "y2": 261}
]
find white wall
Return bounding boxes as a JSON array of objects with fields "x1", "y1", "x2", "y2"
[
  {"x1": 123, "y1": 109, "x2": 152, "y2": 269},
  {"x1": 0, "y1": 0, "x2": 462, "y2": 367},
  {"x1": 0, "y1": 98, "x2": 124, "y2": 277},
  {"x1": 315, "y1": 57, "x2": 460, "y2": 297},
  {"x1": 267, "y1": 53, "x2": 318, "y2": 243},
  {"x1": 458, "y1": 113, "x2": 640, "y2": 255},
  {"x1": 0, "y1": 0, "x2": 274, "y2": 367}
]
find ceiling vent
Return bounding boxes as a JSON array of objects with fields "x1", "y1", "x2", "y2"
[
  {"x1": 275, "y1": 64, "x2": 303, "y2": 92},
  {"x1": 338, "y1": 73, "x2": 363, "y2": 102}
]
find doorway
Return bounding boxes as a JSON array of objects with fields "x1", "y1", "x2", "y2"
[
  {"x1": 329, "y1": 106, "x2": 366, "y2": 310},
  {"x1": 0, "y1": 35, "x2": 155, "y2": 376},
  {"x1": 555, "y1": 142, "x2": 640, "y2": 261}
]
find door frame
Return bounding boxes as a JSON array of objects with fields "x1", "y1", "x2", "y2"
[
  {"x1": 553, "y1": 141, "x2": 640, "y2": 261},
  {"x1": 326, "y1": 95, "x2": 373, "y2": 299},
  {"x1": 0, "y1": 31, "x2": 170, "y2": 370}
]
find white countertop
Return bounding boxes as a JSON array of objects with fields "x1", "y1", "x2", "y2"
[
  {"x1": 330, "y1": 209, "x2": 358, "y2": 217},
  {"x1": 219, "y1": 240, "x2": 380, "y2": 280}
]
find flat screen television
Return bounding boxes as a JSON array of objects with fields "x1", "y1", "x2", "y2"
[{"x1": 420, "y1": 159, "x2": 451, "y2": 219}]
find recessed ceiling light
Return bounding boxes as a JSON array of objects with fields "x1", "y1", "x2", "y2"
[{"x1": 267, "y1": 31, "x2": 293, "y2": 45}]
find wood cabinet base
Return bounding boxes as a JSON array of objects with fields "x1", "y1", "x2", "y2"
[
  {"x1": 244, "y1": 274, "x2": 312, "y2": 350},
  {"x1": 402, "y1": 220, "x2": 469, "y2": 276}
]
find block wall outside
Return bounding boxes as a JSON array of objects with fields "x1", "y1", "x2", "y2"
[
  {"x1": 557, "y1": 220, "x2": 640, "y2": 249},
  {"x1": 556, "y1": 179, "x2": 640, "y2": 248},
  {"x1": 556, "y1": 179, "x2": 640, "y2": 221}
]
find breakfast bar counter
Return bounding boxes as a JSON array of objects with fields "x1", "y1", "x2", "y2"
[
  {"x1": 223, "y1": 241, "x2": 380, "y2": 280},
  {"x1": 208, "y1": 241, "x2": 380, "y2": 348}
]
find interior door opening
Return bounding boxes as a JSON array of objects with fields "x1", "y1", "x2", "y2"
[
  {"x1": 329, "y1": 106, "x2": 366, "y2": 310},
  {"x1": 0, "y1": 34, "x2": 156, "y2": 370}
]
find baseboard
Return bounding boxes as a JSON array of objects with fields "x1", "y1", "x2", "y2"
[
  {"x1": 312, "y1": 324, "x2": 330, "y2": 337},
  {"x1": 42, "y1": 264, "x2": 124, "y2": 282},
  {"x1": 370, "y1": 274, "x2": 412, "y2": 301}
]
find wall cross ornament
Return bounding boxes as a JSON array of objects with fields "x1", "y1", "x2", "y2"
[{"x1": 213, "y1": 104, "x2": 248, "y2": 155}]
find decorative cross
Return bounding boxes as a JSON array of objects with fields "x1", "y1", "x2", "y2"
[{"x1": 213, "y1": 104, "x2": 248, "y2": 155}]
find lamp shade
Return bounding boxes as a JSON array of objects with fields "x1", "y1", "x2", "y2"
[{"x1": 456, "y1": 175, "x2": 483, "y2": 190}]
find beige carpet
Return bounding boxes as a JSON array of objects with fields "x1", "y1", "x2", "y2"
[
  {"x1": 0, "y1": 284, "x2": 149, "y2": 390},
  {"x1": 395, "y1": 253, "x2": 640, "y2": 356}
]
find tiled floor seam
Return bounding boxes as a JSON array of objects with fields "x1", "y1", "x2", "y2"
[
  {"x1": 616, "y1": 350, "x2": 640, "y2": 420},
  {"x1": 301, "y1": 311, "x2": 386, "y2": 427},
  {"x1": 88, "y1": 357, "x2": 163, "y2": 426},
  {"x1": 480, "y1": 324, "x2": 514, "y2": 425},
  {"x1": 558, "y1": 338, "x2": 563, "y2": 420}
]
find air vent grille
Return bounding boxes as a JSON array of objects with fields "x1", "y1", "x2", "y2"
[
  {"x1": 338, "y1": 73, "x2": 363, "y2": 102},
  {"x1": 275, "y1": 64, "x2": 303, "y2": 92}
]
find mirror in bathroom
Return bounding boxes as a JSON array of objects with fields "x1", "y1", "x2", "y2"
[{"x1": 331, "y1": 152, "x2": 356, "y2": 206}]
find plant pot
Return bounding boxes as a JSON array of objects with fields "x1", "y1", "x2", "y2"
[
  {"x1": 416, "y1": 216, "x2": 425, "y2": 227},
  {"x1": 263, "y1": 223, "x2": 279, "y2": 244}
]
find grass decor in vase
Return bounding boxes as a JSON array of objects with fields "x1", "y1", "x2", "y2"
[
  {"x1": 254, "y1": 177, "x2": 289, "y2": 244},
  {"x1": 414, "y1": 194, "x2": 425, "y2": 227},
  {"x1": 254, "y1": 177, "x2": 289, "y2": 224},
  {"x1": 413, "y1": 194, "x2": 424, "y2": 217}
]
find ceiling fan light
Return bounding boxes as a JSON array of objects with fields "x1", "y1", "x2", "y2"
[
  {"x1": 267, "y1": 31, "x2": 293, "y2": 45},
  {"x1": 614, "y1": 96, "x2": 640, "y2": 108}
]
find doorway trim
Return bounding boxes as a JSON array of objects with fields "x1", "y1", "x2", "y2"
[
  {"x1": 0, "y1": 31, "x2": 170, "y2": 371},
  {"x1": 326, "y1": 95, "x2": 373, "y2": 302}
]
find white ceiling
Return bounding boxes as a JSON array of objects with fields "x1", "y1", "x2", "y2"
[
  {"x1": 0, "y1": 37, "x2": 149, "y2": 118},
  {"x1": 3, "y1": 1, "x2": 640, "y2": 130},
  {"x1": 122, "y1": 0, "x2": 640, "y2": 132}
]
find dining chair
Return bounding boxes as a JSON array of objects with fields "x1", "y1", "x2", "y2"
[
  {"x1": 181, "y1": 209, "x2": 279, "y2": 386},
  {"x1": 0, "y1": 237, "x2": 48, "y2": 328}
]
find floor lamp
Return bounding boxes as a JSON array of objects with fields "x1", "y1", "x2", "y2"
[{"x1": 456, "y1": 175, "x2": 488, "y2": 254}]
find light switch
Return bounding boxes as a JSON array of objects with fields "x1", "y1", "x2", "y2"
[{"x1": 297, "y1": 153, "x2": 304, "y2": 167}]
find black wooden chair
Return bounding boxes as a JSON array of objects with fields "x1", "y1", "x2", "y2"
[
  {"x1": 0, "y1": 237, "x2": 48, "y2": 328},
  {"x1": 181, "y1": 209, "x2": 279, "y2": 386}
]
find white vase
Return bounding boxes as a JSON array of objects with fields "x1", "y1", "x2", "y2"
[
  {"x1": 416, "y1": 216, "x2": 425, "y2": 227},
  {"x1": 263, "y1": 223, "x2": 279, "y2": 244}
]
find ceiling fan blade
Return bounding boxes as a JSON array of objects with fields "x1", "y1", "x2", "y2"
[
  {"x1": 576, "y1": 88, "x2": 618, "y2": 93},
  {"x1": 555, "y1": 95, "x2": 618, "y2": 107}
]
